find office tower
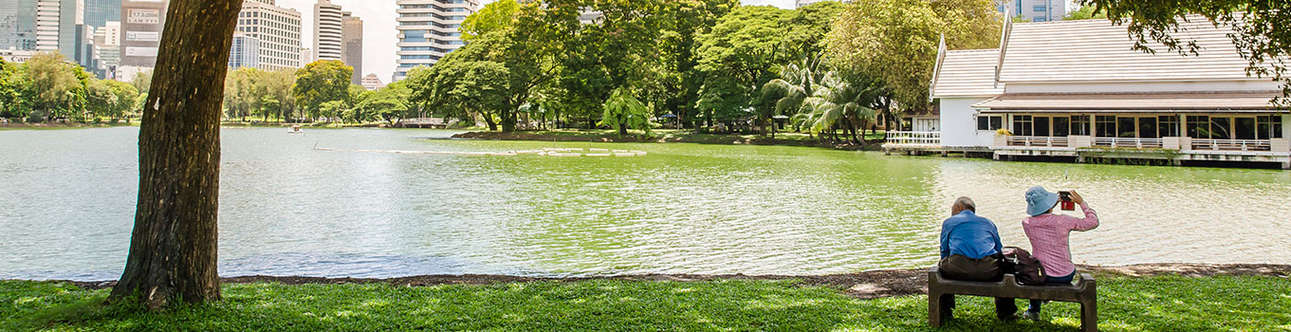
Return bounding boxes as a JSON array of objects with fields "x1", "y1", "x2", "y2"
[
  {"x1": 312, "y1": 0, "x2": 341, "y2": 61},
  {"x1": 341, "y1": 11, "x2": 361, "y2": 84},
  {"x1": 301, "y1": 47, "x2": 312, "y2": 64},
  {"x1": 236, "y1": 0, "x2": 302, "y2": 70},
  {"x1": 228, "y1": 31, "x2": 259, "y2": 69},
  {"x1": 35, "y1": 0, "x2": 60, "y2": 51},
  {"x1": 1000, "y1": 0, "x2": 1066, "y2": 22},
  {"x1": 82, "y1": 0, "x2": 120, "y2": 28},
  {"x1": 93, "y1": 21, "x2": 119, "y2": 76},
  {"x1": 118, "y1": 0, "x2": 165, "y2": 81},
  {"x1": 393, "y1": 0, "x2": 477, "y2": 81}
]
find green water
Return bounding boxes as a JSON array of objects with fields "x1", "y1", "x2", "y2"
[{"x1": 1, "y1": 127, "x2": 1289, "y2": 280}]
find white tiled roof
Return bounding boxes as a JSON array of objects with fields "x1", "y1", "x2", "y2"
[
  {"x1": 998, "y1": 17, "x2": 1271, "y2": 83},
  {"x1": 932, "y1": 49, "x2": 1004, "y2": 97}
]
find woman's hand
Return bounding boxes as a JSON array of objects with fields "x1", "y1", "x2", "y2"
[{"x1": 1069, "y1": 190, "x2": 1085, "y2": 205}]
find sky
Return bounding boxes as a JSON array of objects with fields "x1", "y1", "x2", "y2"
[{"x1": 274, "y1": 0, "x2": 1075, "y2": 81}]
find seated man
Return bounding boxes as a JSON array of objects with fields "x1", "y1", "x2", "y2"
[{"x1": 938, "y1": 197, "x2": 1017, "y2": 319}]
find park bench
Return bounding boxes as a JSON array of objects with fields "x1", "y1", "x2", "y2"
[{"x1": 927, "y1": 266, "x2": 1098, "y2": 332}]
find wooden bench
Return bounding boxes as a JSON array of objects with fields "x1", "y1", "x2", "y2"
[{"x1": 928, "y1": 266, "x2": 1098, "y2": 331}]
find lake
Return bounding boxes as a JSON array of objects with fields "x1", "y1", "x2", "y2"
[{"x1": 2, "y1": 127, "x2": 1289, "y2": 280}]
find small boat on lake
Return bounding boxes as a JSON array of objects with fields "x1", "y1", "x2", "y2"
[{"x1": 289, "y1": 125, "x2": 304, "y2": 135}]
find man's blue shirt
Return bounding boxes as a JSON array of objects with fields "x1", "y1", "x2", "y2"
[{"x1": 939, "y1": 210, "x2": 1004, "y2": 259}]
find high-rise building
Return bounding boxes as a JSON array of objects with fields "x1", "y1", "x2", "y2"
[
  {"x1": 312, "y1": 0, "x2": 342, "y2": 61},
  {"x1": 119, "y1": 0, "x2": 166, "y2": 81},
  {"x1": 228, "y1": 31, "x2": 259, "y2": 69},
  {"x1": 93, "y1": 21, "x2": 120, "y2": 76},
  {"x1": 236, "y1": 0, "x2": 302, "y2": 70},
  {"x1": 1000, "y1": 0, "x2": 1066, "y2": 22},
  {"x1": 301, "y1": 47, "x2": 312, "y2": 65},
  {"x1": 393, "y1": 0, "x2": 477, "y2": 81},
  {"x1": 360, "y1": 73, "x2": 382, "y2": 90},
  {"x1": 341, "y1": 11, "x2": 361, "y2": 85},
  {"x1": 82, "y1": 0, "x2": 120, "y2": 28},
  {"x1": 35, "y1": 0, "x2": 61, "y2": 52}
]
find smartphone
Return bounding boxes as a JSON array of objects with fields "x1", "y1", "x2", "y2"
[{"x1": 1058, "y1": 191, "x2": 1075, "y2": 211}]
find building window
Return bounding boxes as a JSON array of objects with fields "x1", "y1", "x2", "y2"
[
  {"x1": 1095, "y1": 116, "x2": 1116, "y2": 137},
  {"x1": 1070, "y1": 115, "x2": 1090, "y2": 136},
  {"x1": 1117, "y1": 117, "x2": 1137, "y2": 138},
  {"x1": 1158, "y1": 116, "x2": 1180, "y2": 137},
  {"x1": 1034, "y1": 116, "x2": 1051, "y2": 136},
  {"x1": 1257, "y1": 116, "x2": 1283, "y2": 139},
  {"x1": 1033, "y1": 5, "x2": 1047, "y2": 12},
  {"x1": 1235, "y1": 117, "x2": 1257, "y2": 140},
  {"x1": 1012, "y1": 115, "x2": 1033, "y2": 136},
  {"x1": 1187, "y1": 115, "x2": 1210, "y2": 138},
  {"x1": 976, "y1": 115, "x2": 1002, "y2": 131},
  {"x1": 1138, "y1": 117, "x2": 1158, "y2": 138},
  {"x1": 1053, "y1": 116, "x2": 1070, "y2": 136},
  {"x1": 1210, "y1": 117, "x2": 1231, "y2": 139}
]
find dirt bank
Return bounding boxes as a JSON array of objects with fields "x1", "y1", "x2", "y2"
[{"x1": 61, "y1": 264, "x2": 1290, "y2": 299}]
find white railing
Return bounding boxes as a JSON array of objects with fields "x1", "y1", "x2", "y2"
[
  {"x1": 1006, "y1": 136, "x2": 1070, "y2": 147},
  {"x1": 885, "y1": 131, "x2": 941, "y2": 146},
  {"x1": 1191, "y1": 139, "x2": 1272, "y2": 152},
  {"x1": 1094, "y1": 137, "x2": 1164, "y2": 149}
]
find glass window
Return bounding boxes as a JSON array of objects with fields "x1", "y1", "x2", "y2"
[
  {"x1": 977, "y1": 115, "x2": 1002, "y2": 131},
  {"x1": 1138, "y1": 117, "x2": 1158, "y2": 138},
  {"x1": 1095, "y1": 116, "x2": 1117, "y2": 137},
  {"x1": 1012, "y1": 115, "x2": 1033, "y2": 136},
  {"x1": 1117, "y1": 117, "x2": 1136, "y2": 137},
  {"x1": 1210, "y1": 117, "x2": 1231, "y2": 139},
  {"x1": 1235, "y1": 117, "x2": 1257, "y2": 140},
  {"x1": 1034, "y1": 116, "x2": 1051, "y2": 136},
  {"x1": 1158, "y1": 116, "x2": 1180, "y2": 137},
  {"x1": 1053, "y1": 116, "x2": 1070, "y2": 137},
  {"x1": 1070, "y1": 115, "x2": 1090, "y2": 136},
  {"x1": 1258, "y1": 116, "x2": 1284, "y2": 139},
  {"x1": 1187, "y1": 115, "x2": 1210, "y2": 138}
]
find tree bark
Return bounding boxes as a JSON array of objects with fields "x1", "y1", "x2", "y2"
[{"x1": 109, "y1": 0, "x2": 242, "y2": 310}]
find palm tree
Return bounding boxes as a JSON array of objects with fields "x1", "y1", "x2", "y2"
[
  {"x1": 761, "y1": 56, "x2": 824, "y2": 135},
  {"x1": 797, "y1": 72, "x2": 879, "y2": 144}
]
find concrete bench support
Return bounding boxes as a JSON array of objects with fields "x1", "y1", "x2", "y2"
[{"x1": 928, "y1": 266, "x2": 1097, "y2": 331}]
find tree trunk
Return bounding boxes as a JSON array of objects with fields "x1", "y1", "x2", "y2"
[{"x1": 109, "y1": 0, "x2": 242, "y2": 310}]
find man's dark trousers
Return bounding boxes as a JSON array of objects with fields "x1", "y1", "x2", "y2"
[{"x1": 937, "y1": 254, "x2": 1018, "y2": 319}]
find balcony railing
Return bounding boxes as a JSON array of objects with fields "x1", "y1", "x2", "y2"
[
  {"x1": 884, "y1": 131, "x2": 941, "y2": 146},
  {"x1": 1006, "y1": 136, "x2": 1069, "y2": 147},
  {"x1": 1094, "y1": 137, "x2": 1164, "y2": 149},
  {"x1": 1191, "y1": 139, "x2": 1272, "y2": 152}
]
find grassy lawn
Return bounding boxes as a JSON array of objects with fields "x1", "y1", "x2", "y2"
[{"x1": 2, "y1": 275, "x2": 1288, "y2": 331}]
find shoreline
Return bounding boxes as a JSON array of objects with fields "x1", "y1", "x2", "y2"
[
  {"x1": 41, "y1": 263, "x2": 1291, "y2": 299},
  {"x1": 452, "y1": 130, "x2": 885, "y2": 151}
]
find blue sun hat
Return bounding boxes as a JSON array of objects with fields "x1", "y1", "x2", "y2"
[{"x1": 1025, "y1": 186, "x2": 1060, "y2": 217}]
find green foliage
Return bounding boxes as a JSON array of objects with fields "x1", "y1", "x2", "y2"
[
  {"x1": 1077, "y1": 0, "x2": 1291, "y2": 105},
  {"x1": 599, "y1": 88, "x2": 654, "y2": 136},
  {"x1": 24, "y1": 52, "x2": 88, "y2": 121},
  {"x1": 1063, "y1": 5, "x2": 1107, "y2": 20},
  {"x1": 4, "y1": 276, "x2": 1289, "y2": 331},
  {"x1": 293, "y1": 60, "x2": 354, "y2": 122},
  {"x1": 460, "y1": 0, "x2": 520, "y2": 41},
  {"x1": 0, "y1": 59, "x2": 27, "y2": 119},
  {"x1": 828, "y1": 0, "x2": 1001, "y2": 114}
]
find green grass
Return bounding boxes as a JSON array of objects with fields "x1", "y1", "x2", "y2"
[{"x1": 3, "y1": 276, "x2": 1288, "y2": 331}]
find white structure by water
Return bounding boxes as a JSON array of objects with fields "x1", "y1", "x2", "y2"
[{"x1": 886, "y1": 17, "x2": 1291, "y2": 169}]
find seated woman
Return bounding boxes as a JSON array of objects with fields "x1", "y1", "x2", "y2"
[{"x1": 1021, "y1": 187, "x2": 1099, "y2": 321}]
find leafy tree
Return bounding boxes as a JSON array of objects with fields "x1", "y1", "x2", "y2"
[
  {"x1": 1078, "y1": 0, "x2": 1291, "y2": 103},
  {"x1": 0, "y1": 59, "x2": 27, "y2": 119},
  {"x1": 599, "y1": 88, "x2": 654, "y2": 136},
  {"x1": 827, "y1": 0, "x2": 1000, "y2": 128},
  {"x1": 357, "y1": 81, "x2": 412, "y2": 124},
  {"x1": 260, "y1": 68, "x2": 296, "y2": 121},
  {"x1": 647, "y1": 0, "x2": 740, "y2": 129},
  {"x1": 224, "y1": 67, "x2": 263, "y2": 122},
  {"x1": 86, "y1": 79, "x2": 119, "y2": 121},
  {"x1": 796, "y1": 72, "x2": 880, "y2": 144},
  {"x1": 107, "y1": 80, "x2": 140, "y2": 122},
  {"x1": 460, "y1": 0, "x2": 520, "y2": 41},
  {"x1": 694, "y1": 6, "x2": 792, "y2": 128},
  {"x1": 25, "y1": 52, "x2": 87, "y2": 121},
  {"x1": 1064, "y1": 5, "x2": 1106, "y2": 20},
  {"x1": 761, "y1": 57, "x2": 825, "y2": 132},
  {"x1": 293, "y1": 60, "x2": 353, "y2": 122}
]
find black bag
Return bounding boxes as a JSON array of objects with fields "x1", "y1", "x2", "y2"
[{"x1": 1003, "y1": 246, "x2": 1046, "y2": 285}]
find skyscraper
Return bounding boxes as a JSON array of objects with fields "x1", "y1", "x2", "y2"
[
  {"x1": 393, "y1": 0, "x2": 477, "y2": 81},
  {"x1": 341, "y1": 11, "x2": 361, "y2": 84},
  {"x1": 312, "y1": 0, "x2": 342, "y2": 61},
  {"x1": 35, "y1": 0, "x2": 60, "y2": 52},
  {"x1": 82, "y1": 0, "x2": 120, "y2": 28},
  {"x1": 119, "y1": 0, "x2": 166, "y2": 81},
  {"x1": 236, "y1": 0, "x2": 302, "y2": 70},
  {"x1": 228, "y1": 31, "x2": 259, "y2": 69},
  {"x1": 1000, "y1": 0, "x2": 1066, "y2": 22}
]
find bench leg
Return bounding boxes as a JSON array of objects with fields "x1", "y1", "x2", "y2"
[
  {"x1": 930, "y1": 291, "x2": 953, "y2": 327},
  {"x1": 1081, "y1": 301, "x2": 1097, "y2": 332}
]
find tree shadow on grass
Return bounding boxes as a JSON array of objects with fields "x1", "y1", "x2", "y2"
[{"x1": 6, "y1": 276, "x2": 1289, "y2": 331}]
